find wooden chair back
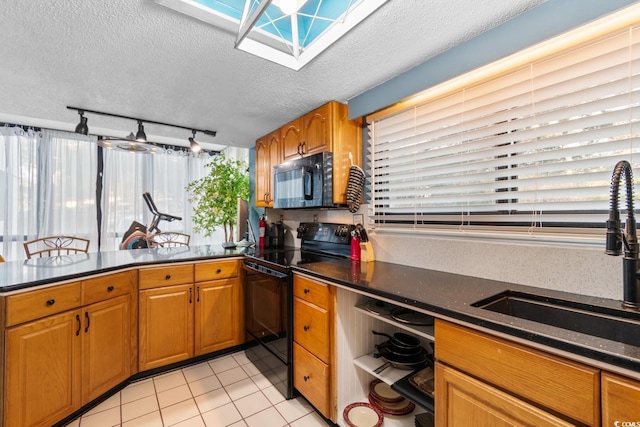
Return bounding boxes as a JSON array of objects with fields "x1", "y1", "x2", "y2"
[{"x1": 23, "y1": 236, "x2": 90, "y2": 259}]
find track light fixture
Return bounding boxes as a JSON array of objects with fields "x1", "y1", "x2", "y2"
[
  {"x1": 74, "y1": 110, "x2": 89, "y2": 135},
  {"x1": 66, "y1": 106, "x2": 217, "y2": 152},
  {"x1": 189, "y1": 130, "x2": 202, "y2": 153},
  {"x1": 135, "y1": 121, "x2": 147, "y2": 142}
]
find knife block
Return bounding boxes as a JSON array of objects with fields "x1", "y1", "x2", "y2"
[{"x1": 360, "y1": 241, "x2": 374, "y2": 262}]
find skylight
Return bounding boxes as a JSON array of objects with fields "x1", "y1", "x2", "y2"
[{"x1": 155, "y1": 0, "x2": 388, "y2": 70}]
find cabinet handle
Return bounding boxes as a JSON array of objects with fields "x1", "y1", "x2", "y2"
[
  {"x1": 107, "y1": 285, "x2": 115, "y2": 292},
  {"x1": 297, "y1": 143, "x2": 303, "y2": 156},
  {"x1": 197, "y1": 286, "x2": 200, "y2": 302},
  {"x1": 165, "y1": 274, "x2": 171, "y2": 280},
  {"x1": 75, "y1": 314, "x2": 81, "y2": 336},
  {"x1": 189, "y1": 288, "x2": 193, "y2": 304},
  {"x1": 303, "y1": 288, "x2": 310, "y2": 294},
  {"x1": 303, "y1": 375, "x2": 310, "y2": 382},
  {"x1": 301, "y1": 141, "x2": 306, "y2": 155},
  {"x1": 46, "y1": 299, "x2": 55, "y2": 306},
  {"x1": 84, "y1": 311, "x2": 90, "y2": 333},
  {"x1": 303, "y1": 325, "x2": 310, "y2": 331},
  {"x1": 216, "y1": 268, "x2": 222, "y2": 274}
]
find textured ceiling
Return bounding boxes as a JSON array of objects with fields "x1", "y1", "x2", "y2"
[{"x1": 0, "y1": 0, "x2": 545, "y2": 151}]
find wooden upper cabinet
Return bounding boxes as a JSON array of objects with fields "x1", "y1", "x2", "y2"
[
  {"x1": 302, "y1": 102, "x2": 332, "y2": 156},
  {"x1": 256, "y1": 100, "x2": 362, "y2": 206},
  {"x1": 255, "y1": 130, "x2": 281, "y2": 207},
  {"x1": 281, "y1": 117, "x2": 303, "y2": 161}
]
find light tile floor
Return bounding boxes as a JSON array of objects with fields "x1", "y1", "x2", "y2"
[{"x1": 64, "y1": 347, "x2": 331, "y2": 427}]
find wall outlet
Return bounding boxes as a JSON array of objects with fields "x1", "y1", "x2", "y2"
[{"x1": 352, "y1": 214, "x2": 364, "y2": 225}]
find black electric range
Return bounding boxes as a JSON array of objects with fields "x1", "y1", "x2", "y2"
[{"x1": 242, "y1": 222, "x2": 353, "y2": 399}]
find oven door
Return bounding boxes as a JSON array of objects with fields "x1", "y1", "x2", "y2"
[
  {"x1": 243, "y1": 261, "x2": 290, "y2": 363},
  {"x1": 243, "y1": 260, "x2": 293, "y2": 398}
]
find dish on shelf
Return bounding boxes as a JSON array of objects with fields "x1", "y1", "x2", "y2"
[
  {"x1": 408, "y1": 366, "x2": 435, "y2": 397},
  {"x1": 390, "y1": 308, "x2": 434, "y2": 326},
  {"x1": 343, "y1": 402, "x2": 384, "y2": 427},
  {"x1": 363, "y1": 299, "x2": 393, "y2": 315},
  {"x1": 368, "y1": 392, "x2": 416, "y2": 416},
  {"x1": 369, "y1": 379, "x2": 404, "y2": 403}
]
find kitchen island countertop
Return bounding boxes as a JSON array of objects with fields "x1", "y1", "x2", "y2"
[{"x1": 0, "y1": 245, "x2": 252, "y2": 293}]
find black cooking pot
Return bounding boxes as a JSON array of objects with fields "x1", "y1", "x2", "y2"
[{"x1": 372, "y1": 330, "x2": 421, "y2": 349}]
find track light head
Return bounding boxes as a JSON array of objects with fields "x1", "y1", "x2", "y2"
[
  {"x1": 135, "y1": 121, "x2": 147, "y2": 142},
  {"x1": 189, "y1": 130, "x2": 202, "y2": 153},
  {"x1": 75, "y1": 111, "x2": 89, "y2": 135}
]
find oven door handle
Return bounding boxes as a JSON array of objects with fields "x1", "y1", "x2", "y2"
[{"x1": 243, "y1": 262, "x2": 289, "y2": 279}]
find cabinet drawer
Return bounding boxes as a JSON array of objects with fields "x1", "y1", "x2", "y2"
[
  {"x1": 194, "y1": 259, "x2": 239, "y2": 282},
  {"x1": 294, "y1": 297, "x2": 330, "y2": 363},
  {"x1": 139, "y1": 264, "x2": 193, "y2": 290},
  {"x1": 82, "y1": 270, "x2": 136, "y2": 305},
  {"x1": 293, "y1": 342, "x2": 330, "y2": 418},
  {"x1": 293, "y1": 275, "x2": 330, "y2": 310},
  {"x1": 435, "y1": 320, "x2": 600, "y2": 426},
  {"x1": 6, "y1": 282, "x2": 82, "y2": 326}
]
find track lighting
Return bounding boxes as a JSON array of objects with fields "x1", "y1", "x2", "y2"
[
  {"x1": 189, "y1": 130, "x2": 202, "y2": 153},
  {"x1": 74, "y1": 110, "x2": 89, "y2": 135},
  {"x1": 66, "y1": 106, "x2": 217, "y2": 153},
  {"x1": 135, "y1": 121, "x2": 147, "y2": 142}
]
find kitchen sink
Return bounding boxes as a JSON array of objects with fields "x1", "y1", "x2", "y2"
[{"x1": 472, "y1": 291, "x2": 640, "y2": 347}]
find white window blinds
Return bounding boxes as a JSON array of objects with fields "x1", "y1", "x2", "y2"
[{"x1": 368, "y1": 24, "x2": 640, "y2": 235}]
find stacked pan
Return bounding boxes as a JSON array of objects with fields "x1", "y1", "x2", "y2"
[{"x1": 372, "y1": 331, "x2": 431, "y2": 373}]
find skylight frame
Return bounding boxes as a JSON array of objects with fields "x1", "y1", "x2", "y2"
[{"x1": 154, "y1": 0, "x2": 389, "y2": 70}]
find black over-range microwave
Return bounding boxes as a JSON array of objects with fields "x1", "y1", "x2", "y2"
[{"x1": 273, "y1": 152, "x2": 342, "y2": 209}]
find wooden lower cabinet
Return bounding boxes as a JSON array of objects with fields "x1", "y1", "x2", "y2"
[
  {"x1": 292, "y1": 274, "x2": 336, "y2": 421},
  {"x1": 139, "y1": 260, "x2": 244, "y2": 371},
  {"x1": 5, "y1": 310, "x2": 82, "y2": 427},
  {"x1": 435, "y1": 320, "x2": 601, "y2": 426},
  {"x1": 139, "y1": 284, "x2": 194, "y2": 371},
  {"x1": 82, "y1": 294, "x2": 131, "y2": 402},
  {"x1": 195, "y1": 278, "x2": 242, "y2": 355},
  {"x1": 602, "y1": 372, "x2": 640, "y2": 425},
  {"x1": 435, "y1": 362, "x2": 573, "y2": 426}
]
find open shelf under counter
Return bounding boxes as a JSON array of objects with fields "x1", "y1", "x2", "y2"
[
  {"x1": 353, "y1": 352, "x2": 435, "y2": 414},
  {"x1": 338, "y1": 401, "x2": 428, "y2": 427},
  {"x1": 354, "y1": 302, "x2": 435, "y2": 341}
]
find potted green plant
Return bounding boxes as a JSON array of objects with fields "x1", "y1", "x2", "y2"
[{"x1": 185, "y1": 152, "x2": 250, "y2": 246}]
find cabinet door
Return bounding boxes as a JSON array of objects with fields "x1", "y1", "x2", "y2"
[
  {"x1": 602, "y1": 372, "x2": 640, "y2": 425},
  {"x1": 5, "y1": 310, "x2": 82, "y2": 427},
  {"x1": 435, "y1": 362, "x2": 574, "y2": 427},
  {"x1": 255, "y1": 131, "x2": 280, "y2": 207},
  {"x1": 282, "y1": 117, "x2": 303, "y2": 161},
  {"x1": 303, "y1": 103, "x2": 332, "y2": 155},
  {"x1": 82, "y1": 294, "x2": 131, "y2": 403},
  {"x1": 139, "y1": 284, "x2": 194, "y2": 371},
  {"x1": 195, "y1": 278, "x2": 242, "y2": 355}
]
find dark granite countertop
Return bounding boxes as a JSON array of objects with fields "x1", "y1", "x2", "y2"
[
  {"x1": 0, "y1": 245, "x2": 253, "y2": 293},
  {"x1": 293, "y1": 258, "x2": 640, "y2": 377},
  {"x1": 2, "y1": 246, "x2": 639, "y2": 377}
]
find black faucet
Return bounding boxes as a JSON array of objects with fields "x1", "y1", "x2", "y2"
[{"x1": 606, "y1": 160, "x2": 640, "y2": 310}]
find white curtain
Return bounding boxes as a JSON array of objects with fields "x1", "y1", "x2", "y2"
[
  {"x1": 101, "y1": 147, "x2": 228, "y2": 251},
  {"x1": 0, "y1": 127, "x2": 98, "y2": 260},
  {"x1": 0, "y1": 127, "x2": 39, "y2": 260}
]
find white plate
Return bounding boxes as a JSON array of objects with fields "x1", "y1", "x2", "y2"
[{"x1": 343, "y1": 402, "x2": 383, "y2": 427}]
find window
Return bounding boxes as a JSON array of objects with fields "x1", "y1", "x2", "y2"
[
  {"x1": 0, "y1": 126, "x2": 246, "y2": 259},
  {"x1": 367, "y1": 12, "x2": 640, "y2": 243}
]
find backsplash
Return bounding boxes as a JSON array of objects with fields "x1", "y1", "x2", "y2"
[{"x1": 268, "y1": 205, "x2": 621, "y2": 301}]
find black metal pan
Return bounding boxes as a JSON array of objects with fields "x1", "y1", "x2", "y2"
[
  {"x1": 373, "y1": 346, "x2": 429, "y2": 373},
  {"x1": 372, "y1": 330, "x2": 421, "y2": 349},
  {"x1": 375, "y1": 340, "x2": 423, "y2": 356}
]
